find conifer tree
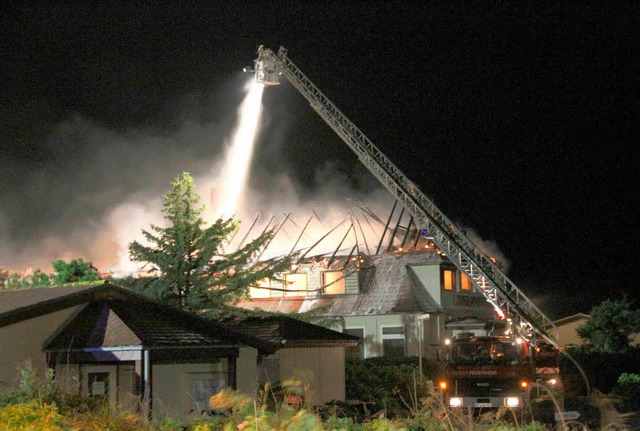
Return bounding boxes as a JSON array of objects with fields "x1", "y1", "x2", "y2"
[{"x1": 128, "y1": 172, "x2": 291, "y2": 315}]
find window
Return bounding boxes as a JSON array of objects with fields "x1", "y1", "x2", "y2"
[
  {"x1": 460, "y1": 273, "x2": 473, "y2": 291},
  {"x1": 443, "y1": 269, "x2": 455, "y2": 291},
  {"x1": 249, "y1": 278, "x2": 272, "y2": 298},
  {"x1": 323, "y1": 271, "x2": 346, "y2": 294},
  {"x1": 344, "y1": 327, "x2": 365, "y2": 359},
  {"x1": 381, "y1": 325, "x2": 405, "y2": 357},
  {"x1": 283, "y1": 273, "x2": 307, "y2": 297}
]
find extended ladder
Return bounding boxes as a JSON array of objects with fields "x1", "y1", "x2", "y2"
[{"x1": 254, "y1": 46, "x2": 559, "y2": 347}]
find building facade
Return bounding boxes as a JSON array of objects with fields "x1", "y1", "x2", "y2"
[{"x1": 235, "y1": 248, "x2": 499, "y2": 361}]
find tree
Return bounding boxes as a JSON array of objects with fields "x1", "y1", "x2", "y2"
[
  {"x1": 5, "y1": 268, "x2": 51, "y2": 289},
  {"x1": 577, "y1": 297, "x2": 640, "y2": 353},
  {"x1": 128, "y1": 172, "x2": 291, "y2": 315},
  {"x1": 51, "y1": 258, "x2": 100, "y2": 284}
]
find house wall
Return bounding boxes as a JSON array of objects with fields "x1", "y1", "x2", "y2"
[
  {"x1": 0, "y1": 306, "x2": 82, "y2": 390},
  {"x1": 152, "y1": 348, "x2": 258, "y2": 421},
  {"x1": 153, "y1": 361, "x2": 229, "y2": 420},
  {"x1": 276, "y1": 347, "x2": 345, "y2": 406},
  {"x1": 236, "y1": 346, "x2": 258, "y2": 396},
  {"x1": 556, "y1": 317, "x2": 589, "y2": 347},
  {"x1": 411, "y1": 265, "x2": 441, "y2": 305},
  {"x1": 341, "y1": 313, "x2": 445, "y2": 360}
]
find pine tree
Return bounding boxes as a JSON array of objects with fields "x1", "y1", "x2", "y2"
[{"x1": 128, "y1": 172, "x2": 291, "y2": 315}]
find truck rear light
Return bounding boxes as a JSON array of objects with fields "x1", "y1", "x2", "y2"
[
  {"x1": 449, "y1": 397, "x2": 463, "y2": 407},
  {"x1": 505, "y1": 397, "x2": 520, "y2": 407}
]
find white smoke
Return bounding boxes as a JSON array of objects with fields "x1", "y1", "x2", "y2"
[
  {"x1": 0, "y1": 78, "x2": 507, "y2": 278},
  {"x1": 463, "y1": 227, "x2": 511, "y2": 272}
]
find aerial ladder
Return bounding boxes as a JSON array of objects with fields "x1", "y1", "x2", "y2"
[{"x1": 248, "y1": 45, "x2": 558, "y2": 349}]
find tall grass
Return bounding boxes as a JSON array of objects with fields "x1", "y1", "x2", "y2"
[{"x1": 0, "y1": 361, "x2": 635, "y2": 430}]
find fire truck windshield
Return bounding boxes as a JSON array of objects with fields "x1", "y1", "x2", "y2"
[{"x1": 449, "y1": 340, "x2": 521, "y2": 365}]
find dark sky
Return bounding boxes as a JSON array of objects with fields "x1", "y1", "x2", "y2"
[{"x1": 1, "y1": 2, "x2": 639, "y2": 319}]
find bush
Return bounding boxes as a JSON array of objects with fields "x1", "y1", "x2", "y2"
[
  {"x1": 345, "y1": 356, "x2": 443, "y2": 419},
  {"x1": 0, "y1": 402, "x2": 66, "y2": 431},
  {"x1": 559, "y1": 346, "x2": 640, "y2": 394},
  {"x1": 612, "y1": 376, "x2": 640, "y2": 429}
]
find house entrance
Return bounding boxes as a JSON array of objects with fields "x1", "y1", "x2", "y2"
[{"x1": 82, "y1": 365, "x2": 117, "y2": 409}]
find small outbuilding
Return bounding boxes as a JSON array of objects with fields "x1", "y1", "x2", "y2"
[{"x1": 0, "y1": 283, "x2": 357, "y2": 420}]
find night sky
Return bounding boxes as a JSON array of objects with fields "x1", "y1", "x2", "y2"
[{"x1": 1, "y1": 2, "x2": 639, "y2": 319}]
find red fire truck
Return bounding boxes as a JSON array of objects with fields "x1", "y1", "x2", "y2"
[{"x1": 439, "y1": 335, "x2": 535, "y2": 409}]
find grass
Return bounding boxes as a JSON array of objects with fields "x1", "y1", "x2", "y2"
[{"x1": 0, "y1": 362, "x2": 635, "y2": 431}]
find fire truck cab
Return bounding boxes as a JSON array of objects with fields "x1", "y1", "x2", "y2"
[{"x1": 439, "y1": 335, "x2": 535, "y2": 409}]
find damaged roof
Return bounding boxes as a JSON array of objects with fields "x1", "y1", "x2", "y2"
[{"x1": 235, "y1": 250, "x2": 444, "y2": 316}]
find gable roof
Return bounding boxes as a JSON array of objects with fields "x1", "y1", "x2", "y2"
[
  {"x1": 554, "y1": 313, "x2": 590, "y2": 326},
  {"x1": 0, "y1": 284, "x2": 274, "y2": 353},
  {"x1": 220, "y1": 315, "x2": 359, "y2": 349}
]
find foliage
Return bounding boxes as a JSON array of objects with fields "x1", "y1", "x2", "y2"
[
  {"x1": 70, "y1": 411, "x2": 148, "y2": 431},
  {"x1": 4, "y1": 269, "x2": 51, "y2": 289},
  {"x1": 2, "y1": 258, "x2": 102, "y2": 290},
  {"x1": 617, "y1": 372, "x2": 640, "y2": 384},
  {"x1": 0, "y1": 402, "x2": 66, "y2": 431},
  {"x1": 154, "y1": 417, "x2": 189, "y2": 431},
  {"x1": 344, "y1": 356, "x2": 442, "y2": 419},
  {"x1": 128, "y1": 172, "x2": 292, "y2": 315},
  {"x1": 612, "y1": 374, "x2": 640, "y2": 428},
  {"x1": 51, "y1": 258, "x2": 101, "y2": 284},
  {"x1": 559, "y1": 346, "x2": 640, "y2": 394},
  {"x1": 0, "y1": 361, "x2": 55, "y2": 407},
  {"x1": 576, "y1": 296, "x2": 640, "y2": 353}
]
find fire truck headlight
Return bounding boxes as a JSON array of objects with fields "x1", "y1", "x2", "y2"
[
  {"x1": 438, "y1": 381, "x2": 448, "y2": 391},
  {"x1": 520, "y1": 380, "x2": 529, "y2": 389},
  {"x1": 449, "y1": 397, "x2": 463, "y2": 407},
  {"x1": 549, "y1": 378, "x2": 557, "y2": 386},
  {"x1": 505, "y1": 397, "x2": 520, "y2": 408}
]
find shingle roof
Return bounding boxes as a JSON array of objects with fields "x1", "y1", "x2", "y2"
[
  {"x1": 0, "y1": 284, "x2": 274, "y2": 352},
  {"x1": 45, "y1": 299, "x2": 235, "y2": 349},
  {"x1": 219, "y1": 315, "x2": 359, "y2": 348},
  {"x1": 0, "y1": 285, "x2": 96, "y2": 318}
]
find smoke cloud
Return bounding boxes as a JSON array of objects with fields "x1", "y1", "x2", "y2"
[
  {"x1": 0, "y1": 78, "x2": 397, "y2": 275},
  {"x1": 1, "y1": 77, "x2": 507, "y2": 280}
]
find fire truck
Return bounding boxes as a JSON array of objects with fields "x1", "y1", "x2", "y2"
[
  {"x1": 439, "y1": 335, "x2": 534, "y2": 409},
  {"x1": 246, "y1": 45, "x2": 583, "y2": 408}
]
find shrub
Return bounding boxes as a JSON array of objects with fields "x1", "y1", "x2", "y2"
[
  {"x1": 612, "y1": 374, "x2": 640, "y2": 429},
  {"x1": 345, "y1": 356, "x2": 442, "y2": 418},
  {"x1": 559, "y1": 346, "x2": 640, "y2": 394},
  {"x1": 0, "y1": 402, "x2": 66, "y2": 431}
]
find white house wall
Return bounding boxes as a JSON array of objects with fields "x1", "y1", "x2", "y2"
[
  {"x1": 0, "y1": 305, "x2": 83, "y2": 390},
  {"x1": 410, "y1": 265, "x2": 442, "y2": 306},
  {"x1": 342, "y1": 314, "x2": 428, "y2": 358}
]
